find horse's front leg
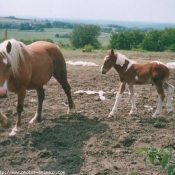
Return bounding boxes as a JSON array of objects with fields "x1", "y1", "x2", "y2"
[
  {"x1": 128, "y1": 85, "x2": 136, "y2": 115},
  {"x1": 108, "y1": 82, "x2": 126, "y2": 118},
  {"x1": 9, "y1": 89, "x2": 26, "y2": 136},
  {"x1": 29, "y1": 87, "x2": 45, "y2": 124}
]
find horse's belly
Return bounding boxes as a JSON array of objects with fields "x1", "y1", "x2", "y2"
[
  {"x1": 27, "y1": 75, "x2": 52, "y2": 90},
  {"x1": 134, "y1": 77, "x2": 152, "y2": 85}
]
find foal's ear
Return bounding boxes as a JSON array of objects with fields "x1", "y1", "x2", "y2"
[
  {"x1": 6, "y1": 41, "x2": 12, "y2": 53},
  {"x1": 110, "y1": 49, "x2": 114, "y2": 56}
]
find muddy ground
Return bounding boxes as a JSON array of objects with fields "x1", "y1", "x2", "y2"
[{"x1": 0, "y1": 51, "x2": 175, "y2": 175}]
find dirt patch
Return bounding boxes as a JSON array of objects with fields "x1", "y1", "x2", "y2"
[{"x1": 0, "y1": 52, "x2": 175, "y2": 175}]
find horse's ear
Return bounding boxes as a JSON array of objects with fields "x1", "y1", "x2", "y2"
[
  {"x1": 6, "y1": 41, "x2": 11, "y2": 53},
  {"x1": 110, "y1": 49, "x2": 114, "y2": 56}
]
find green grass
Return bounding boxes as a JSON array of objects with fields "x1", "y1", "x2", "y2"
[
  {"x1": 0, "y1": 28, "x2": 71, "y2": 40},
  {"x1": 0, "y1": 28, "x2": 110, "y2": 46},
  {"x1": 0, "y1": 28, "x2": 175, "y2": 64}
]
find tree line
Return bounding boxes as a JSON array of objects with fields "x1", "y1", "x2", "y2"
[
  {"x1": 2, "y1": 16, "x2": 175, "y2": 52},
  {"x1": 0, "y1": 20, "x2": 78, "y2": 30},
  {"x1": 70, "y1": 25, "x2": 175, "y2": 52},
  {"x1": 109, "y1": 28, "x2": 175, "y2": 52}
]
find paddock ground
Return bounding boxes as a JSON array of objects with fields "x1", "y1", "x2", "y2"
[{"x1": 0, "y1": 51, "x2": 175, "y2": 175}]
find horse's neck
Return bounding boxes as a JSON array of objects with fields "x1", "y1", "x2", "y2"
[{"x1": 114, "y1": 59, "x2": 131, "y2": 74}]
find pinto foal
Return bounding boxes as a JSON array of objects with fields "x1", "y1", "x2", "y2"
[{"x1": 101, "y1": 49, "x2": 174, "y2": 118}]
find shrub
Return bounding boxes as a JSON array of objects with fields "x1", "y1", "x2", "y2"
[
  {"x1": 82, "y1": 44, "x2": 93, "y2": 52},
  {"x1": 136, "y1": 147, "x2": 175, "y2": 175}
]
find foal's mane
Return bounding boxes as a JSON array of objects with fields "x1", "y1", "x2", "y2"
[{"x1": 0, "y1": 39, "x2": 32, "y2": 77}]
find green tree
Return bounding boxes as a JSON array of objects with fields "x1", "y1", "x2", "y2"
[
  {"x1": 70, "y1": 25, "x2": 101, "y2": 49},
  {"x1": 109, "y1": 32, "x2": 119, "y2": 49},
  {"x1": 141, "y1": 30, "x2": 164, "y2": 51},
  {"x1": 161, "y1": 28, "x2": 175, "y2": 51},
  {"x1": 131, "y1": 30, "x2": 145, "y2": 49},
  {"x1": 109, "y1": 30, "x2": 144, "y2": 50}
]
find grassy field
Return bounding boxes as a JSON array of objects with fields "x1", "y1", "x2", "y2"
[
  {"x1": 0, "y1": 28, "x2": 175, "y2": 63},
  {"x1": 0, "y1": 28, "x2": 110, "y2": 46},
  {"x1": 0, "y1": 28, "x2": 72, "y2": 45}
]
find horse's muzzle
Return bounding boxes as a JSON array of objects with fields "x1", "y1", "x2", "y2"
[{"x1": 102, "y1": 69, "x2": 106, "y2": 74}]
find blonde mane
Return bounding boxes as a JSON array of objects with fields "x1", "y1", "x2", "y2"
[{"x1": 0, "y1": 39, "x2": 32, "y2": 77}]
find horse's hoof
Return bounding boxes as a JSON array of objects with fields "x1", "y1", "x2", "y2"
[
  {"x1": 129, "y1": 111, "x2": 133, "y2": 115},
  {"x1": 67, "y1": 108, "x2": 75, "y2": 114},
  {"x1": 152, "y1": 114, "x2": 157, "y2": 118},
  {"x1": 107, "y1": 114, "x2": 114, "y2": 118},
  {"x1": 167, "y1": 107, "x2": 173, "y2": 112},
  {"x1": 67, "y1": 102, "x2": 76, "y2": 114},
  {"x1": 9, "y1": 126, "x2": 20, "y2": 136},
  {"x1": 29, "y1": 114, "x2": 42, "y2": 125}
]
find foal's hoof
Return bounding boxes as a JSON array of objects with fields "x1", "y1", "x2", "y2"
[
  {"x1": 107, "y1": 114, "x2": 114, "y2": 118},
  {"x1": 67, "y1": 103, "x2": 76, "y2": 114},
  {"x1": 67, "y1": 107, "x2": 76, "y2": 114},
  {"x1": 9, "y1": 126, "x2": 20, "y2": 136},
  {"x1": 167, "y1": 107, "x2": 173, "y2": 113},
  {"x1": 29, "y1": 114, "x2": 41, "y2": 124},
  {"x1": 152, "y1": 114, "x2": 158, "y2": 118}
]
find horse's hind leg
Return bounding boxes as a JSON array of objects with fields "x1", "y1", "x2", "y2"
[
  {"x1": 29, "y1": 87, "x2": 45, "y2": 124},
  {"x1": 54, "y1": 72, "x2": 75, "y2": 114},
  {"x1": 164, "y1": 82, "x2": 174, "y2": 112},
  {"x1": 152, "y1": 84, "x2": 165, "y2": 118},
  {"x1": 128, "y1": 85, "x2": 136, "y2": 115}
]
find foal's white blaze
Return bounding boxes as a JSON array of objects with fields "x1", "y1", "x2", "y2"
[
  {"x1": 100, "y1": 56, "x2": 107, "y2": 72},
  {"x1": 3, "y1": 58, "x2": 8, "y2": 65},
  {"x1": 100, "y1": 64, "x2": 104, "y2": 72},
  {"x1": 0, "y1": 80, "x2": 7, "y2": 90}
]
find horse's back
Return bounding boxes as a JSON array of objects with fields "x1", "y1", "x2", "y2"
[
  {"x1": 25, "y1": 41, "x2": 66, "y2": 89},
  {"x1": 150, "y1": 61, "x2": 170, "y2": 78}
]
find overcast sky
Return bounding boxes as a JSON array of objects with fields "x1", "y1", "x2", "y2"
[{"x1": 1, "y1": 0, "x2": 175, "y2": 23}]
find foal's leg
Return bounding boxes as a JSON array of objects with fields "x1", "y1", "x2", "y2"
[
  {"x1": 164, "y1": 83, "x2": 174, "y2": 112},
  {"x1": 152, "y1": 85, "x2": 165, "y2": 118},
  {"x1": 9, "y1": 89, "x2": 26, "y2": 136},
  {"x1": 29, "y1": 87, "x2": 45, "y2": 124},
  {"x1": 108, "y1": 82, "x2": 126, "y2": 118},
  {"x1": 128, "y1": 85, "x2": 136, "y2": 115},
  {"x1": 54, "y1": 73, "x2": 75, "y2": 114}
]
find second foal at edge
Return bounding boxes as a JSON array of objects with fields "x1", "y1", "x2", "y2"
[{"x1": 101, "y1": 49, "x2": 174, "y2": 118}]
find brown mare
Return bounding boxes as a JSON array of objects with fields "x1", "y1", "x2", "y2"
[
  {"x1": 0, "y1": 39, "x2": 75, "y2": 136},
  {"x1": 101, "y1": 49, "x2": 174, "y2": 118}
]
